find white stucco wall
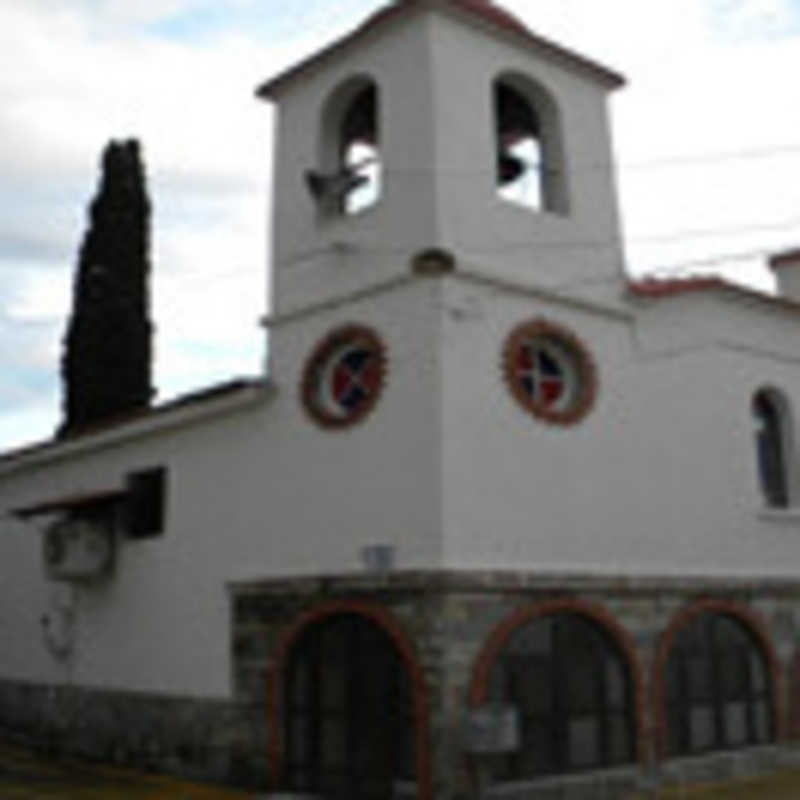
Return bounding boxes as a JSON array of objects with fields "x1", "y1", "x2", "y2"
[
  {"x1": 269, "y1": 10, "x2": 440, "y2": 317},
  {"x1": 5, "y1": 0, "x2": 800, "y2": 713},
  {"x1": 0, "y1": 279, "x2": 442, "y2": 700},
  {"x1": 441, "y1": 277, "x2": 800, "y2": 577},
  {"x1": 268, "y1": 4, "x2": 625, "y2": 319},
  {"x1": 427, "y1": 12, "x2": 625, "y2": 291}
]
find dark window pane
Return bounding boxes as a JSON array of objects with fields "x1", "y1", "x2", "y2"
[
  {"x1": 606, "y1": 657, "x2": 626, "y2": 710},
  {"x1": 689, "y1": 705, "x2": 715, "y2": 753},
  {"x1": 493, "y1": 613, "x2": 634, "y2": 778},
  {"x1": 126, "y1": 466, "x2": 167, "y2": 538},
  {"x1": 515, "y1": 720, "x2": 555, "y2": 776},
  {"x1": 396, "y1": 720, "x2": 416, "y2": 781},
  {"x1": 509, "y1": 655, "x2": 552, "y2": 715},
  {"x1": 290, "y1": 713, "x2": 310, "y2": 764},
  {"x1": 666, "y1": 612, "x2": 775, "y2": 757},
  {"x1": 753, "y1": 390, "x2": 789, "y2": 508},
  {"x1": 565, "y1": 655, "x2": 599, "y2": 714},
  {"x1": 715, "y1": 616, "x2": 748, "y2": 647},
  {"x1": 723, "y1": 701, "x2": 748, "y2": 747},
  {"x1": 755, "y1": 700, "x2": 771, "y2": 742},
  {"x1": 686, "y1": 655, "x2": 712, "y2": 701},
  {"x1": 290, "y1": 768, "x2": 311, "y2": 790},
  {"x1": 750, "y1": 651, "x2": 767, "y2": 693},
  {"x1": 559, "y1": 616, "x2": 602, "y2": 656},
  {"x1": 322, "y1": 656, "x2": 347, "y2": 712},
  {"x1": 283, "y1": 614, "x2": 413, "y2": 798},
  {"x1": 720, "y1": 650, "x2": 749, "y2": 699},
  {"x1": 568, "y1": 716, "x2": 599, "y2": 769},
  {"x1": 675, "y1": 619, "x2": 705, "y2": 652},
  {"x1": 666, "y1": 654, "x2": 682, "y2": 702},
  {"x1": 667, "y1": 706, "x2": 685, "y2": 757},
  {"x1": 290, "y1": 658, "x2": 309, "y2": 706},
  {"x1": 487, "y1": 664, "x2": 506, "y2": 702},
  {"x1": 509, "y1": 618, "x2": 552, "y2": 654},
  {"x1": 322, "y1": 717, "x2": 347, "y2": 769},
  {"x1": 608, "y1": 713, "x2": 633, "y2": 764},
  {"x1": 320, "y1": 769, "x2": 348, "y2": 798}
]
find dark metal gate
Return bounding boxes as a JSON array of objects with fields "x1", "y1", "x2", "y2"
[{"x1": 283, "y1": 613, "x2": 414, "y2": 799}]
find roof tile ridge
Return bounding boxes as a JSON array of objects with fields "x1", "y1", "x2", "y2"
[{"x1": 627, "y1": 275, "x2": 727, "y2": 298}]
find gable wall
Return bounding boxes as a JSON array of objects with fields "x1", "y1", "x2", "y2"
[
  {"x1": 442, "y1": 280, "x2": 800, "y2": 576},
  {"x1": 0, "y1": 278, "x2": 442, "y2": 700}
]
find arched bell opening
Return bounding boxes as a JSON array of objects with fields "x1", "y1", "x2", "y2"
[
  {"x1": 312, "y1": 76, "x2": 382, "y2": 217},
  {"x1": 494, "y1": 74, "x2": 568, "y2": 215}
]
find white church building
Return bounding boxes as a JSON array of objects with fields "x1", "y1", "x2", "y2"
[{"x1": 2, "y1": 1, "x2": 800, "y2": 797}]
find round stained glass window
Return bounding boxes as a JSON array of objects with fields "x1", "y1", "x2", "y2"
[
  {"x1": 301, "y1": 325, "x2": 386, "y2": 428},
  {"x1": 503, "y1": 319, "x2": 596, "y2": 425}
]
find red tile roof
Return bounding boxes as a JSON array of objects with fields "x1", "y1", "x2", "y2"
[
  {"x1": 769, "y1": 249, "x2": 800, "y2": 270},
  {"x1": 627, "y1": 275, "x2": 798, "y2": 311},
  {"x1": 257, "y1": 0, "x2": 624, "y2": 98},
  {"x1": 627, "y1": 276, "x2": 727, "y2": 298},
  {"x1": 451, "y1": 0, "x2": 530, "y2": 37}
]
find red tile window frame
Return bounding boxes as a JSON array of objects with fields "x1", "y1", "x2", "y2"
[
  {"x1": 502, "y1": 318, "x2": 597, "y2": 426},
  {"x1": 301, "y1": 324, "x2": 387, "y2": 429}
]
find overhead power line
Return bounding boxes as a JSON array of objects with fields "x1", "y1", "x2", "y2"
[
  {"x1": 380, "y1": 142, "x2": 800, "y2": 177},
  {"x1": 620, "y1": 143, "x2": 800, "y2": 172},
  {"x1": 143, "y1": 215, "x2": 800, "y2": 308}
]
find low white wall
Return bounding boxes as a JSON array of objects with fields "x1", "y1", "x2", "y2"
[
  {"x1": 0, "y1": 279, "x2": 442, "y2": 699},
  {"x1": 442, "y1": 277, "x2": 800, "y2": 577}
]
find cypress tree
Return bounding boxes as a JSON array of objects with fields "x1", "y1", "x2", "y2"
[{"x1": 59, "y1": 139, "x2": 153, "y2": 436}]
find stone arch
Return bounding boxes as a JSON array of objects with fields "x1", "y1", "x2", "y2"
[
  {"x1": 652, "y1": 597, "x2": 784, "y2": 758},
  {"x1": 267, "y1": 599, "x2": 431, "y2": 800},
  {"x1": 469, "y1": 596, "x2": 646, "y2": 770}
]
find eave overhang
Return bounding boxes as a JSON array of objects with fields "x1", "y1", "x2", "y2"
[{"x1": 256, "y1": 0, "x2": 625, "y2": 100}]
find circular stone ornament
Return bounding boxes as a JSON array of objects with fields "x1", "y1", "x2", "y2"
[
  {"x1": 301, "y1": 324, "x2": 387, "y2": 428},
  {"x1": 502, "y1": 319, "x2": 597, "y2": 425}
]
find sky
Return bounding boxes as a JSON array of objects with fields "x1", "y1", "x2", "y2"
[{"x1": 2, "y1": 0, "x2": 800, "y2": 451}]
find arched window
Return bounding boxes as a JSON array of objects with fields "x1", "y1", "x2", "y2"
[
  {"x1": 753, "y1": 388, "x2": 792, "y2": 508},
  {"x1": 665, "y1": 613, "x2": 774, "y2": 756},
  {"x1": 494, "y1": 75, "x2": 567, "y2": 215},
  {"x1": 283, "y1": 613, "x2": 414, "y2": 799},
  {"x1": 486, "y1": 613, "x2": 635, "y2": 778},
  {"x1": 314, "y1": 78, "x2": 382, "y2": 217}
]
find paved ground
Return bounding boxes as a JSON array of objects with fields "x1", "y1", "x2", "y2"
[
  {"x1": 0, "y1": 742, "x2": 255, "y2": 799},
  {"x1": 628, "y1": 770, "x2": 800, "y2": 798},
  {"x1": 4, "y1": 742, "x2": 800, "y2": 799}
]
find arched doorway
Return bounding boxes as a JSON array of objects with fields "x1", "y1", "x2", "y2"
[
  {"x1": 663, "y1": 611, "x2": 775, "y2": 755},
  {"x1": 282, "y1": 612, "x2": 415, "y2": 799},
  {"x1": 470, "y1": 598, "x2": 644, "y2": 781}
]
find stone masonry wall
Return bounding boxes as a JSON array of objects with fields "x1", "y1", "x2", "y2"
[
  {"x1": 230, "y1": 571, "x2": 800, "y2": 800},
  {"x1": 4, "y1": 571, "x2": 800, "y2": 798},
  {"x1": 0, "y1": 679, "x2": 268, "y2": 790}
]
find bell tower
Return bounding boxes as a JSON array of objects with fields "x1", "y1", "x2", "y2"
[{"x1": 257, "y1": 0, "x2": 625, "y2": 320}]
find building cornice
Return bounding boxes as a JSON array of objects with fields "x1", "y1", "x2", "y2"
[
  {"x1": 0, "y1": 379, "x2": 272, "y2": 478},
  {"x1": 228, "y1": 567, "x2": 800, "y2": 596},
  {"x1": 256, "y1": 0, "x2": 624, "y2": 100},
  {"x1": 265, "y1": 267, "x2": 633, "y2": 330}
]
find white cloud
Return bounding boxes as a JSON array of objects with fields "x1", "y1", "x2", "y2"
[
  {"x1": 2, "y1": 0, "x2": 800, "y2": 449},
  {"x1": 708, "y1": 0, "x2": 800, "y2": 39}
]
